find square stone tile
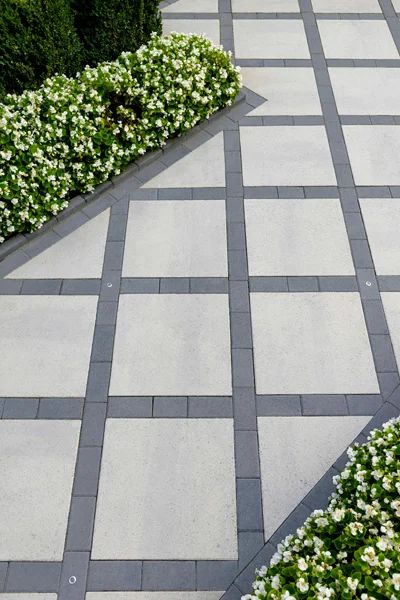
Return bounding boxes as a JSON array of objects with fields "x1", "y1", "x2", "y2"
[
  {"x1": 245, "y1": 198, "x2": 354, "y2": 276},
  {"x1": 312, "y1": 0, "x2": 381, "y2": 11},
  {"x1": 360, "y1": 199, "x2": 400, "y2": 275},
  {"x1": 122, "y1": 201, "x2": 227, "y2": 277},
  {"x1": 318, "y1": 20, "x2": 398, "y2": 59},
  {"x1": 382, "y1": 293, "x2": 400, "y2": 371},
  {"x1": 92, "y1": 419, "x2": 237, "y2": 559},
  {"x1": 343, "y1": 125, "x2": 400, "y2": 186},
  {"x1": 258, "y1": 416, "x2": 371, "y2": 540},
  {"x1": 163, "y1": 19, "x2": 220, "y2": 44},
  {"x1": 330, "y1": 68, "x2": 400, "y2": 115},
  {"x1": 6, "y1": 210, "x2": 109, "y2": 279},
  {"x1": 240, "y1": 126, "x2": 336, "y2": 186},
  {"x1": 163, "y1": 0, "x2": 218, "y2": 11},
  {"x1": 233, "y1": 20, "x2": 310, "y2": 59},
  {"x1": 87, "y1": 595, "x2": 223, "y2": 600},
  {"x1": 232, "y1": 0, "x2": 299, "y2": 11},
  {"x1": 241, "y1": 68, "x2": 321, "y2": 116},
  {"x1": 0, "y1": 420, "x2": 80, "y2": 560},
  {"x1": 250, "y1": 293, "x2": 379, "y2": 394},
  {"x1": 110, "y1": 295, "x2": 231, "y2": 396},
  {"x1": 0, "y1": 597, "x2": 57, "y2": 600},
  {"x1": 0, "y1": 296, "x2": 97, "y2": 397}
]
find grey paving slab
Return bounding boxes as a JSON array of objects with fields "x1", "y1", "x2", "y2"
[
  {"x1": 110, "y1": 294, "x2": 232, "y2": 396},
  {"x1": 360, "y1": 198, "x2": 400, "y2": 274},
  {"x1": 123, "y1": 201, "x2": 227, "y2": 277},
  {"x1": 0, "y1": 296, "x2": 97, "y2": 397},
  {"x1": 318, "y1": 20, "x2": 398, "y2": 58},
  {"x1": 58, "y1": 552, "x2": 89, "y2": 600},
  {"x1": 240, "y1": 126, "x2": 336, "y2": 186},
  {"x1": 7, "y1": 210, "x2": 109, "y2": 280},
  {"x1": 312, "y1": 0, "x2": 381, "y2": 10},
  {"x1": 331, "y1": 68, "x2": 400, "y2": 114},
  {"x1": 143, "y1": 134, "x2": 225, "y2": 188},
  {"x1": 92, "y1": 419, "x2": 237, "y2": 559},
  {"x1": 232, "y1": 0, "x2": 300, "y2": 10},
  {"x1": 163, "y1": 0, "x2": 219, "y2": 12},
  {"x1": 107, "y1": 397, "x2": 153, "y2": 418},
  {"x1": 250, "y1": 293, "x2": 379, "y2": 394},
  {"x1": 381, "y1": 293, "x2": 400, "y2": 372},
  {"x1": 141, "y1": 562, "x2": 196, "y2": 591},
  {"x1": 245, "y1": 198, "x2": 354, "y2": 276},
  {"x1": 87, "y1": 595, "x2": 223, "y2": 600},
  {"x1": 241, "y1": 68, "x2": 321, "y2": 115},
  {"x1": 2, "y1": 398, "x2": 39, "y2": 419},
  {"x1": 163, "y1": 19, "x2": 220, "y2": 44},
  {"x1": 233, "y1": 20, "x2": 310, "y2": 59},
  {"x1": 0, "y1": 420, "x2": 80, "y2": 560},
  {"x1": 344, "y1": 126, "x2": 400, "y2": 186},
  {"x1": 257, "y1": 416, "x2": 371, "y2": 539}
]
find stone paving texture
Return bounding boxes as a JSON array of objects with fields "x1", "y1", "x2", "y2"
[{"x1": 0, "y1": 0, "x2": 400, "y2": 598}]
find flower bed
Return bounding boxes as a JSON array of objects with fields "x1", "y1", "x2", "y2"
[
  {"x1": 0, "y1": 33, "x2": 241, "y2": 242},
  {"x1": 244, "y1": 417, "x2": 400, "y2": 600}
]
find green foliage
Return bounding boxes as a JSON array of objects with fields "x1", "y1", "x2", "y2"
[
  {"x1": 72, "y1": 0, "x2": 162, "y2": 66},
  {"x1": 0, "y1": 33, "x2": 241, "y2": 242},
  {"x1": 244, "y1": 417, "x2": 400, "y2": 600},
  {"x1": 0, "y1": 0, "x2": 83, "y2": 96}
]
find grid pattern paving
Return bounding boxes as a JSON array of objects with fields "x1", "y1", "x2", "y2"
[{"x1": 1, "y1": 0, "x2": 400, "y2": 599}]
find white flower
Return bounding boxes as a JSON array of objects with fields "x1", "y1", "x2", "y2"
[
  {"x1": 298, "y1": 557, "x2": 308, "y2": 571},
  {"x1": 296, "y1": 577, "x2": 309, "y2": 593},
  {"x1": 392, "y1": 574, "x2": 400, "y2": 591}
]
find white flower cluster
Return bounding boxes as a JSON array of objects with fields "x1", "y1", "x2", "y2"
[
  {"x1": 0, "y1": 32, "x2": 241, "y2": 242},
  {"x1": 243, "y1": 417, "x2": 400, "y2": 600}
]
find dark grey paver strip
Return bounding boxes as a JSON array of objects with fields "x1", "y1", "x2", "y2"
[{"x1": 5, "y1": 562, "x2": 62, "y2": 592}]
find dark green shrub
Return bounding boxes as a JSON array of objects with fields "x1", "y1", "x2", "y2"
[
  {"x1": 72, "y1": 0, "x2": 162, "y2": 66},
  {"x1": 0, "y1": 0, "x2": 83, "y2": 97}
]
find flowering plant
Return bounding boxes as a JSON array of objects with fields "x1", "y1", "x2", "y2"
[
  {"x1": 0, "y1": 32, "x2": 241, "y2": 242},
  {"x1": 244, "y1": 417, "x2": 400, "y2": 600}
]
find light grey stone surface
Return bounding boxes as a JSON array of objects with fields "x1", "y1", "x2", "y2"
[
  {"x1": 343, "y1": 126, "x2": 400, "y2": 186},
  {"x1": 123, "y1": 201, "x2": 228, "y2": 277},
  {"x1": 245, "y1": 198, "x2": 354, "y2": 276},
  {"x1": 143, "y1": 134, "x2": 225, "y2": 188},
  {"x1": 241, "y1": 68, "x2": 321, "y2": 116},
  {"x1": 0, "y1": 420, "x2": 80, "y2": 560},
  {"x1": 0, "y1": 296, "x2": 97, "y2": 397},
  {"x1": 330, "y1": 69, "x2": 400, "y2": 116},
  {"x1": 381, "y1": 293, "x2": 400, "y2": 372},
  {"x1": 110, "y1": 294, "x2": 232, "y2": 396},
  {"x1": 250, "y1": 293, "x2": 379, "y2": 394},
  {"x1": 0, "y1": 596, "x2": 57, "y2": 600},
  {"x1": 312, "y1": 0, "x2": 381, "y2": 11},
  {"x1": 163, "y1": 19, "x2": 220, "y2": 44},
  {"x1": 240, "y1": 126, "x2": 336, "y2": 186},
  {"x1": 233, "y1": 20, "x2": 310, "y2": 59},
  {"x1": 92, "y1": 419, "x2": 237, "y2": 559},
  {"x1": 87, "y1": 594, "x2": 223, "y2": 600},
  {"x1": 318, "y1": 21, "x2": 399, "y2": 59},
  {"x1": 232, "y1": 0, "x2": 299, "y2": 11},
  {"x1": 163, "y1": 0, "x2": 218, "y2": 12},
  {"x1": 6, "y1": 210, "x2": 109, "y2": 280},
  {"x1": 258, "y1": 416, "x2": 371, "y2": 540},
  {"x1": 360, "y1": 199, "x2": 400, "y2": 275}
]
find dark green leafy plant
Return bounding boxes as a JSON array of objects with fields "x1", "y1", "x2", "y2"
[
  {"x1": 0, "y1": 0, "x2": 83, "y2": 96},
  {"x1": 72, "y1": 0, "x2": 162, "y2": 66}
]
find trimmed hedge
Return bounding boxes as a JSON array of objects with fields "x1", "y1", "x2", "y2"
[
  {"x1": 72, "y1": 0, "x2": 162, "y2": 66},
  {"x1": 244, "y1": 417, "x2": 400, "y2": 600},
  {"x1": 0, "y1": 0, "x2": 83, "y2": 97},
  {"x1": 0, "y1": 33, "x2": 241, "y2": 242}
]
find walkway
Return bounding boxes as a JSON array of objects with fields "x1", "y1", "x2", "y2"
[{"x1": 1, "y1": 0, "x2": 400, "y2": 598}]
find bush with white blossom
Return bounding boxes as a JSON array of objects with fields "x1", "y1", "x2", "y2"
[
  {"x1": 243, "y1": 416, "x2": 400, "y2": 600},
  {"x1": 0, "y1": 32, "x2": 241, "y2": 242}
]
